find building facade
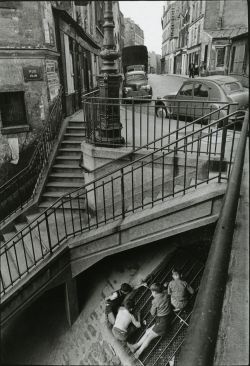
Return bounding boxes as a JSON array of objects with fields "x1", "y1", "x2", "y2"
[
  {"x1": 124, "y1": 18, "x2": 144, "y2": 47},
  {"x1": 161, "y1": 0, "x2": 249, "y2": 87},
  {"x1": 161, "y1": 1, "x2": 181, "y2": 74},
  {"x1": 0, "y1": 0, "x2": 107, "y2": 181},
  {"x1": 148, "y1": 51, "x2": 161, "y2": 74}
]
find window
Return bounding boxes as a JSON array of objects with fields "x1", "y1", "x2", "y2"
[
  {"x1": 64, "y1": 34, "x2": 75, "y2": 94},
  {"x1": 0, "y1": 92, "x2": 27, "y2": 127},
  {"x1": 230, "y1": 46, "x2": 236, "y2": 73},
  {"x1": 194, "y1": 83, "x2": 209, "y2": 98},
  {"x1": 222, "y1": 82, "x2": 242, "y2": 94},
  {"x1": 216, "y1": 47, "x2": 225, "y2": 67},
  {"x1": 243, "y1": 43, "x2": 247, "y2": 74},
  {"x1": 179, "y1": 83, "x2": 193, "y2": 96}
]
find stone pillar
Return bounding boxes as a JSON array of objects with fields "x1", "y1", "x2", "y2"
[
  {"x1": 94, "y1": 1, "x2": 124, "y2": 147},
  {"x1": 64, "y1": 277, "x2": 79, "y2": 326}
]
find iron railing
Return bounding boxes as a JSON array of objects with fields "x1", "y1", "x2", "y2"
[
  {"x1": 0, "y1": 88, "x2": 63, "y2": 224},
  {"x1": 83, "y1": 96, "x2": 241, "y2": 150},
  {"x1": 0, "y1": 107, "x2": 242, "y2": 296}
]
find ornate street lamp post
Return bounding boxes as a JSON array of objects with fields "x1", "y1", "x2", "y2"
[{"x1": 95, "y1": 0, "x2": 124, "y2": 146}]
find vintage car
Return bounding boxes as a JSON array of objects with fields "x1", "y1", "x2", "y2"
[
  {"x1": 122, "y1": 71, "x2": 152, "y2": 99},
  {"x1": 155, "y1": 76, "x2": 248, "y2": 124}
]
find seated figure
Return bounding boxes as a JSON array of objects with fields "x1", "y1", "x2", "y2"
[
  {"x1": 112, "y1": 298, "x2": 141, "y2": 342},
  {"x1": 105, "y1": 283, "x2": 132, "y2": 326}
]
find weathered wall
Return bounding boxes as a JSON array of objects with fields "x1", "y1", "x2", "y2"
[
  {"x1": 0, "y1": 2, "x2": 43, "y2": 47},
  {"x1": 0, "y1": 1, "x2": 60, "y2": 183},
  {"x1": 222, "y1": 0, "x2": 248, "y2": 28}
]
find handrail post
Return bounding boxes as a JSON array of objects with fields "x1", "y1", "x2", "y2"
[
  {"x1": 132, "y1": 99, "x2": 135, "y2": 150},
  {"x1": 178, "y1": 110, "x2": 249, "y2": 366},
  {"x1": 44, "y1": 211, "x2": 53, "y2": 254},
  {"x1": 121, "y1": 168, "x2": 125, "y2": 218}
]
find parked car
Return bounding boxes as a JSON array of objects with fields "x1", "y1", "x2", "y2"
[
  {"x1": 123, "y1": 71, "x2": 152, "y2": 100},
  {"x1": 155, "y1": 76, "x2": 248, "y2": 125}
]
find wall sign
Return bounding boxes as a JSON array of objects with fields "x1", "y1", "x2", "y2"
[
  {"x1": 23, "y1": 66, "x2": 43, "y2": 81},
  {"x1": 46, "y1": 60, "x2": 60, "y2": 101}
]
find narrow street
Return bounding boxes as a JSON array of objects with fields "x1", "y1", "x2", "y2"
[{"x1": 148, "y1": 74, "x2": 188, "y2": 98}]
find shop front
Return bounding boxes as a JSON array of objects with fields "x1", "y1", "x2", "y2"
[{"x1": 53, "y1": 8, "x2": 100, "y2": 116}]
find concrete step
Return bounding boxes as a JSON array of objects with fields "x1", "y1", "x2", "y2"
[
  {"x1": 28, "y1": 210, "x2": 85, "y2": 240},
  {"x1": 2, "y1": 231, "x2": 17, "y2": 243},
  {"x1": 41, "y1": 191, "x2": 69, "y2": 201},
  {"x1": 58, "y1": 148, "x2": 80, "y2": 156},
  {"x1": 39, "y1": 197, "x2": 85, "y2": 210},
  {"x1": 55, "y1": 156, "x2": 80, "y2": 165},
  {"x1": 63, "y1": 133, "x2": 86, "y2": 141},
  {"x1": 52, "y1": 164, "x2": 82, "y2": 174},
  {"x1": 66, "y1": 126, "x2": 86, "y2": 134},
  {"x1": 48, "y1": 172, "x2": 84, "y2": 183},
  {"x1": 14, "y1": 221, "x2": 47, "y2": 263},
  {"x1": 60, "y1": 141, "x2": 82, "y2": 149},
  {"x1": 5, "y1": 239, "x2": 34, "y2": 276},
  {"x1": 67, "y1": 120, "x2": 86, "y2": 127},
  {"x1": 45, "y1": 182, "x2": 82, "y2": 192},
  {"x1": 0, "y1": 248, "x2": 19, "y2": 288}
]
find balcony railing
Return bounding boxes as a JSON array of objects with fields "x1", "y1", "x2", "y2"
[{"x1": 0, "y1": 88, "x2": 63, "y2": 224}]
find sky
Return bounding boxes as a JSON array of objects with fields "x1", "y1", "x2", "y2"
[{"x1": 119, "y1": 1, "x2": 164, "y2": 55}]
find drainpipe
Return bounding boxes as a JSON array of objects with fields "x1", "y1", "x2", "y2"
[{"x1": 178, "y1": 110, "x2": 249, "y2": 366}]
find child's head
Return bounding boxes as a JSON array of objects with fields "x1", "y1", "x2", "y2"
[
  {"x1": 150, "y1": 282, "x2": 163, "y2": 297},
  {"x1": 172, "y1": 269, "x2": 181, "y2": 280},
  {"x1": 120, "y1": 283, "x2": 132, "y2": 295},
  {"x1": 124, "y1": 298, "x2": 135, "y2": 314}
]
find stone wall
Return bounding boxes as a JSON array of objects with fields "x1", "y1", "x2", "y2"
[{"x1": 0, "y1": 1, "x2": 60, "y2": 184}]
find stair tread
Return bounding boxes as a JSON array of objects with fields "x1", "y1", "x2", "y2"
[
  {"x1": 56, "y1": 155, "x2": 79, "y2": 159},
  {"x1": 42, "y1": 191, "x2": 71, "y2": 197},
  {"x1": 64, "y1": 133, "x2": 85, "y2": 137},
  {"x1": 46, "y1": 182, "x2": 81, "y2": 187},
  {"x1": 50, "y1": 173, "x2": 84, "y2": 178},
  {"x1": 61, "y1": 141, "x2": 82, "y2": 144},
  {"x1": 58, "y1": 148, "x2": 81, "y2": 152},
  {"x1": 52, "y1": 164, "x2": 81, "y2": 169},
  {"x1": 66, "y1": 126, "x2": 85, "y2": 130}
]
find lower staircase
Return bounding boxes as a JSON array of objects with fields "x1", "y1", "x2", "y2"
[{"x1": 124, "y1": 244, "x2": 208, "y2": 366}]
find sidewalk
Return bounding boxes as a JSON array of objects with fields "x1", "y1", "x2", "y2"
[{"x1": 214, "y1": 140, "x2": 249, "y2": 365}]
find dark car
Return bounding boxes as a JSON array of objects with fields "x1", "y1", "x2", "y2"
[
  {"x1": 155, "y1": 76, "x2": 248, "y2": 123},
  {"x1": 123, "y1": 71, "x2": 152, "y2": 99}
]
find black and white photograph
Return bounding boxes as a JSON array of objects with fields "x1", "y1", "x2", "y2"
[{"x1": 0, "y1": 1, "x2": 248, "y2": 365}]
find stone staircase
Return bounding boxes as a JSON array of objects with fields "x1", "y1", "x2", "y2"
[
  {"x1": 39, "y1": 111, "x2": 85, "y2": 209},
  {"x1": 0, "y1": 111, "x2": 87, "y2": 292}
]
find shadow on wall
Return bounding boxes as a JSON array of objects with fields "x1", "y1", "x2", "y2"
[{"x1": 0, "y1": 141, "x2": 36, "y2": 186}]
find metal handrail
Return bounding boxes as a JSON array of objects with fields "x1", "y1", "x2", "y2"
[
  {"x1": 0, "y1": 87, "x2": 63, "y2": 223},
  {"x1": 0, "y1": 109, "x2": 242, "y2": 295},
  {"x1": 79, "y1": 103, "x2": 232, "y2": 174},
  {"x1": 0, "y1": 89, "x2": 63, "y2": 190},
  {"x1": 178, "y1": 110, "x2": 249, "y2": 366},
  {"x1": 2, "y1": 109, "x2": 241, "y2": 245}
]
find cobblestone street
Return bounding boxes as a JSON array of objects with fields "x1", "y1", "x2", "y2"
[{"x1": 1, "y1": 240, "x2": 175, "y2": 365}]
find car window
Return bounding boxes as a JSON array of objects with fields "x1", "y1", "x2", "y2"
[
  {"x1": 179, "y1": 83, "x2": 193, "y2": 96},
  {"x1": 126, "y1": 74, "x2": 146, "y2": 81},
  {"x1": 222, "y1": 82, "x2": 242, "y2": 94},
  {"x1": 194, "y1": 83, "x2": 209, "y2": 98}
]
